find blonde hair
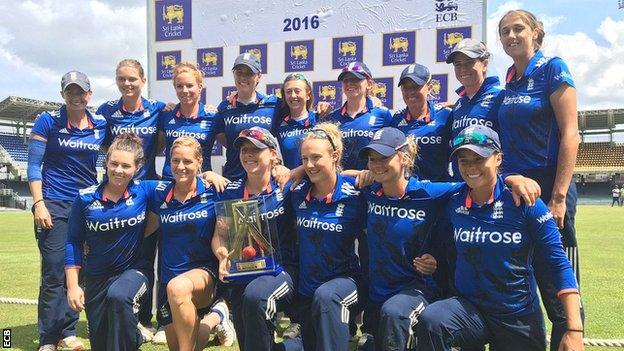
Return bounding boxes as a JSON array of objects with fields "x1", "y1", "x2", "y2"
[
  {"x1": 173, "y1": 61, "x2": 203, "y2": 86},
  {"x1": 498, "y1": 9, "x2": 545, "y2": 51},
  {"x1": 116, "y1": 59, "x2": 145, "y2": 80},
  {"x1": 300, "y1": 122, "x2": 344, "y2": 172},
  {"x1": 397, "y1": 135, "x2": 418, "y2": 178},
  {"x1": 105, "y1": 132, "x2": 144, "y2": 168},
  {"x1": 171, "y1": 136, "x2": 203, "y2": 164}
]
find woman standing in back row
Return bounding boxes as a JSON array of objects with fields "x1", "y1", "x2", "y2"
[{"x1": 497, "y1": 9, "x2": 582, "y2": 349}]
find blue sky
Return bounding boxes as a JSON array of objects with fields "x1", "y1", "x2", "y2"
[{"x1": 0, "y1": 0, "x2": 622, "y2": 110}]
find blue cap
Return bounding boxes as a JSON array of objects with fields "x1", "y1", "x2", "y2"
[
  {"x1": 398, "y1": 64, "x2": 431, "y2": 87},
  {"x1": 450, "y1": 125, "x2": 501, "y2": 159},
  {"x1": 338, "y1": 61, "x2": 372, "y2": 81},
  {"x1": 359, "y1": 127, "x2": 407, "y2": 158},
  {"x1": 232, "y1": 53, "x2": 261, "y2": 74},
  {"x1": 61, "y1": 71, "x2": 90, "y2": 92}
]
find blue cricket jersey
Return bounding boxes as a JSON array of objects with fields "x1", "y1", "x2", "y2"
[
  {"x1": 498, "y1": 50, "x2": 575, "y2": 172},
  {"x1": 148, "y1": 177, "x2": 219, "y2": 284},
  {"x1": 390, "y1": 101, "x2": 453, "y2": 181},
  {"x1": 274, "y1": 111, "x2": 318, "y2": 169},
  {"x1": 291, "y1": 174, "x2": 366, "y2": 297},
  {"x1": 97, "y1": 97, "x2": 166, "y2": 180},
  {"x1": 364, "y1": 178, "x2": 462, "y2": 302},
  {"x1": 328, "y1": 98, "x2": 393, "y2": 171},
  {"x1": 214, "y1": 92, "x2": 281, "y2": 180},
  {"x1": 65, "y1": 180, "x2": 158, "y2": 276},
  {"x1": 449, "y1": 76, "x2": 503, "y2": 180},
  {"x1": 159, "y1": 103, "x2": 216, "y2": 180},
  {"x1": 31, "y1": 106, "x2": 107, "y2": 201},
  {"x1": 446, "y1": 176, "x2": 578, "y2": 317},
  {"x1": 220, "y1": 176, "x2": 298, "y2": 270}
]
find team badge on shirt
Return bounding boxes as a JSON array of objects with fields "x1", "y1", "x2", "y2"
[
  {"x1": 455, "y1": 205, "x2": 469, "y2": 215},
  {"x1": 492, "y1": 200, "x2": 504, "y2": 219},
  {"x1": 336, "y1": 203, "x2": 345, "y2": 217}
]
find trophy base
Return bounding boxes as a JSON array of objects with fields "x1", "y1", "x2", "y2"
[{"x1": 225, "y1": 256, "x2": 283, "y2": 284}]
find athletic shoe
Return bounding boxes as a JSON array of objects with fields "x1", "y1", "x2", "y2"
[
  {"x1": 214, "y1": 300, "x2": 236, "y2": 347},
  {"x1": 137, "y1": 323, "x2": 154, "y2": 342},
  {"x1": 38, "y1": 345, "x2": 56, "y2": 351},
  {"x1": 356, "y1": 333, "x2": 375, "y2": 351},
  {"x1": 282, "y1": 323, "x2": 301, "y2": 339},
  {"x1": 152, "y1": 327, "x2": 167, "y2": 345},
  {"x1": 57, "y1": 336, "x2": 85, "y2": 350}
]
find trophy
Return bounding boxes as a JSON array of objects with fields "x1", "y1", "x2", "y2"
[{"x1": 215, "y1": 197, "x2": 282, "y2": 282}]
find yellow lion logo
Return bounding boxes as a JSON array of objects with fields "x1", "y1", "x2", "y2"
[
  {"x1": 389, "y1": 37, "x2": 409, "y2": 53},
  {"x1": 443, "y1": 32, "x2": 464, "y2": 48},
  {"x1": 371, "y1": 82, "x2": 387, "y2": 98},
  {"x1": 291, "y1": 45, "x2": 308, "y2": 60},
  {"x1": 162, "y1": 5, "x2": 184, "y2": 24},
  {"x1": 319, "y1": 85, "x2": 336, "y2": 100},
  {"x1": 161, "y1": 55, "x2": 177, "y2": 69},
  {"x1": 202, "y1": 52, "x2": 218, "y2": 66},
  {"x1": 339, "y1": 41, "x2": 357, "y2": 57}
]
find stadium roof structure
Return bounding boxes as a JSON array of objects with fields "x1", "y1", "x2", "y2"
[
  {"x1": 0, "y1": 96, "x2": 63, "y2": 127},
  {"x1": 578, "y1": 108, "x2": 624, "y2": 132}
]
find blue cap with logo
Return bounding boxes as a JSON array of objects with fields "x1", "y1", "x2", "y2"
[
  {"x1": 61, "y1": 71, "x2": 91, "y2": 92},
  {"x1": 338, "y1": 61, "x2": 372, "y2": 81},
  {"x1": 398, "y1": 64, "x2": 431, "y2": 87},
  {"x1": 232, "y1": 53, "x2": 262, "y2": 74},
  {"x1": 359, "y1": 127, "x2": 407, "y2": 158},
  {"x1": 445, "y1": 38, "x2": 490, "y2": 64},
  {"x1": 450, "y1": 125, "x2": 501, "y2": 159}
]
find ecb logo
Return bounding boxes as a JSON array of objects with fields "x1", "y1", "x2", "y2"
[
  {"x1": 435, "y1": 0, "x2": 460, "y2": 22},
  {"x1": 222, "y1": 86, "x2": 237, "y2": 102},
  {"x1": 157, "y1": 51, "x2": 181, "y2": 80},
  {"x1": 197, "y1": 47, "x2": 223, "y2": 77},
  {"x1": 382, "y1": 32, "x2": 415, "y2": 66},
  {"x1": 371, "y1": 78, "x2": 394, "y2": 109},
  {"x1": 332, "y1": 36, "x2": 363, "y2": 69},
  {"x1": 285, "y1": 40, "x2": 314, "y2": 72},
  {"x1": 436, "y1": 27, "x2": 471, "y2": 62},
  {"x1": 429, "y1": 74, "x2": 448, "y2": 103},
  {"x1": 240, "y1": 44, "x2": 268, "y2": 74},
  {"x1": 155, "y1": 0, "x2": 191, "y2": 41},
  {"x1": 313, "y1": 81, "x2": 342, "y2": 110},
  {"x1": 266, "y1": 84, "x2": 282, "y2": 99}
]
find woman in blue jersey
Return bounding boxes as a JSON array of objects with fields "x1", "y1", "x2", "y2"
[
  {"x1": 65, "y1": 133, "x2": 153, "y2": 351},
  {"x1": 275, "y1": 73, "x2": 318, "y2": 169},
  {"x1": 445, "y1": 39, "x2": 502, "y2": 180},
  {"x1": 389, "y1": 64, "x2": 453, "y2": 181},
  {"x1": 213, "y1": 127, "x2": 297, "y2": 350},
  {"x1": 286, "y1": 122, "x2": 367, "y2": 351},
  {"x1": 497, "y1": 10, "x2": 581, "y2": 349},
  {"x1": 416, "y1": 125, "x2": 583, "y2": 351},
  {"x1": 28, "y1": 71, "x2": 106, "y2": 351},
  {"x1": 146, "y1": 136, "x2": 222, "y2": 351}
]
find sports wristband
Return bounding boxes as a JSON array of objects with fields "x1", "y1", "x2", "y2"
[{"x1": 31, "y1": 199, "x2": 44, "y2": 212}]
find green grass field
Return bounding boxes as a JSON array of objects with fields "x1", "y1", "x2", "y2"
[{"x1": 1, "y1": 206, "x2": 622, "y2": 350}]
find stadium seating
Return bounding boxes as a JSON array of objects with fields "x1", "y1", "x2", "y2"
[{"x1": 575, "y1": 142, "x2": 624, "y2": 172}]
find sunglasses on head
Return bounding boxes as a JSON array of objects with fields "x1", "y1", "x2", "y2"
[
  {"x1": 452, "y1": 130, "x2": 497, "y2": 149},
  {"x1": 309, "y1": 128, "x2": 336, "y2": 151},
  {"x1": 239, "y1": 129, "x2": 277, "y2": 149},
  {"x1": 285, "y1": 73, "x2": 311, "y2": 84}
]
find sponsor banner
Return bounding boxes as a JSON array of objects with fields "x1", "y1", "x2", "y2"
[
  {"x1": 430, "y1": 74, "x2": 449, "y2": 103},
  {"x1": 197, "y1": 47, "x2": 223, "y2": 77},
  {"x1": 313, "y1": 80, "x2": 342, "y2": 110},
  {"x1": 371, "y1": 77, "x2": 394, "y2": 109},
  {"x1": 222, "y1": 86, "x2": 237, "y2": 101},
  {"x1": 382, "y1": 31, "x2": 415, "y2": 66},
  {"x1": 266, "y1": 84, "x2": 283, "y2": 98},
  {"x1": 332, "y1": 36, "x2": 363, "y2": 69},
  {"x1": 285, "y1": 40, "x2": 314, "y2": 72},
  {"x1": 240, "y1": 44, "x2": 268, "y2": 74},
  {"x1": 157, "y1": 51, "x2": 182, "y2": 80},
  {"x1": 436, "y1": 26, "x2": 472, "y2": 62},
  {"x1": 155, "y1": 0, "x2": 191, "y2": 41}
]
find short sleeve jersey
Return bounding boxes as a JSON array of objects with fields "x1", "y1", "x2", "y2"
[{"x1": 274, "y1": 111, "x2": 318, "y2": 169}]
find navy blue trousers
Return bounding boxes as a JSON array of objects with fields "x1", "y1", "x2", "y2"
[
  {"x1": 84, "y1": 269, "x2": 148, "y2": 351},
  {"x1": 228, "y1": 270, "x2": 295, "y2": 351},
  {"x1": 35, "y1": 199, "x2": 79, "y2": 346},
  {"x1": 416, "y1": 296, "x2": 546, "y2": 351},
  {"x1": 136, "y1": 230, "x2": 158, "y2": 327}
]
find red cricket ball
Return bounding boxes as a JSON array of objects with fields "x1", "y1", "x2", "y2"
[{"x1": 242, "y1": 246, "x2": 257, "y2": 260}]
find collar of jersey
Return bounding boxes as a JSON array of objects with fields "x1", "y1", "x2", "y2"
[
  {"x1": 230, "y1": 91, "x2": 264, "y2": 108},
  {"x1": 404, "y1": 100, "x2": 435, "y2": 123},
  {"x1": 455, "y1": 76, "x2": 500, "y2": 99},
  {"x1": 505, "y1": 50, "x2": 544, "y2": 84},
  {"x1": 464, "y1": 175, "x2": 505, "y2": 209},
  {"x1": 62, "y1": 105, "x2": 95, "y2": 130},
  {"x1": 304, "y1": 173, "x2": 345, "y2": 204},
  {"x1": 164, "y1": 176, "x2": 207, "y2": 204},
  {"x1": 174, "y1": 102, "x2": 207, "y2": 120},
  {"x1": 242, "y1": 175, "x2": 276, "y2": 200},
  {"x1": 93, "y1": 180, "x2": 137, "y2": 203},
  {"x1": 339, "y1": 97, "x2": 374, "y2": 118},
  {"x1": 117, "y1": 97, "x2": 147, "y2": 115},
  {"x1": 283, "y1": 111, "x2": 314, "y2": 127}
]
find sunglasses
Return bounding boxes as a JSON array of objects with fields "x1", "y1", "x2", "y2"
[
  {"x1": 309, "y1": 128, "x2": 336, "y2": 151},
  {"x1": 239, "y1": 129, "x2": 277, "y2": 149},
  {"x1": 284, "y1": 73, "x2": 311, "y2": 84},
  {"x1": 452, "y1": 130, "x2": 498, "y2": 149}
]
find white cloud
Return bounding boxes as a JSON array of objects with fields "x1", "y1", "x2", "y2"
[
  {"x1": 487, "y1": 1, "x2": 624, "y2": 110},
  {"x1": 0, "y1": 0, "x2": 146, "y2": 105}
]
